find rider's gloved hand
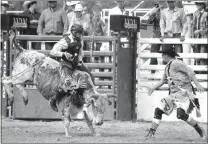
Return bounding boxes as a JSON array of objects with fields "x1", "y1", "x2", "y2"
[
  {"x1": 62, "y1": 52, "x2": 73, "y2": 61},
  {"x1": 77, "y1": 61, "x2": 83, "y2": 68}
]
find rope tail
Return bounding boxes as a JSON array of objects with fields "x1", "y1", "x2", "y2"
[{"x1": 9, "y1": 27, "x2": 25, "y2": 54}]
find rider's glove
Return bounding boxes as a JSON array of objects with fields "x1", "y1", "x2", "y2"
[{"x1": 62, "y1": 52, "x2": 73, "y2": 61}]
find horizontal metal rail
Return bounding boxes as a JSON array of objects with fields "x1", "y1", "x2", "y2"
[
  {"x1": 139, "y1": 38, "x2": 207, "y2": 44},
  {"x1": 140, "y1": 81, "x2": 208, "y2": 91},
  {"x1": 140, "y1": 53, "x2": 208, "y2": 59},
  {"x1": 140, "y1": 73, "x2": 207, "y2": 81},
  {"x1": 25, "y1": 80, "x2": 113, "y2": 86},
  {"x1": 15, "y1": 35, "x2": 117, "y2": 42},
  {"x1": 85, "y1": 63, "x2": 113, "y2": 69},
  {"x1": 92, "y1": 72, "x2": 113, "y2": 77},
  {"x1": 140, "y1": 65, "x2": 207, "y2": 71}
]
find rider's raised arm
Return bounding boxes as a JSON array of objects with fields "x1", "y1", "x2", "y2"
[{"x1": 50, "y1": 38, "x2": 68, "y2": 57}]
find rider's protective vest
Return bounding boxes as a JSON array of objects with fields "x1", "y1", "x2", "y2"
[{"x1": 61, "y1": 34, "x2": 82, "y2": 64}]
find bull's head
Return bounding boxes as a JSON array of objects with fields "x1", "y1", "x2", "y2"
[{"x1": 87, "y1": 94, "x2": 116, "y2": 126}]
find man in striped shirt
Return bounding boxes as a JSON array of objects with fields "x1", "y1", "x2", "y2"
[
  {"x1": 192, "y1": 1, "x2": 208, "y2": 66},
  {"x1": 147, "y1": 1, "x2": 166, "y2": 74}
]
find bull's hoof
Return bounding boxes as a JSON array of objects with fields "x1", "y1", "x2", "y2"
[
  {"x1": 23, "y1": 97, "x2": 28, "y2": 105},
  {"x1": 65, "y1": 135, "x2": 72, "y2": 139}
]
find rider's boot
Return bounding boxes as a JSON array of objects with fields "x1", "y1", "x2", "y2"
[{"x1": 49, "y1": 94, "x2": 58, "y2": 112}]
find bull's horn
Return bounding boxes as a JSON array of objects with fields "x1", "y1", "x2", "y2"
[
  {"x1": 90, "y1": 94, "x2": 99, "y2": 99},
  {"x1": 107, "y1": 95, "x2": 117, "y2": 98}
]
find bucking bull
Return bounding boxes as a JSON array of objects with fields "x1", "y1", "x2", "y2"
[{"x1": 2, "y1": 29, "x2": 116, "y2": 138}]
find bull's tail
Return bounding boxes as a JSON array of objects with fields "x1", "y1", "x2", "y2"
[{"x1": 9, "y1": 27, "x2": 25, "y2": 53}]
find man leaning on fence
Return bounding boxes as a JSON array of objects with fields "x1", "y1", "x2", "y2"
[
  {"x1": 37, "y1": 0, "x2": 68, "y2": 50},
  {"x1": 147, "y1": 1, "x2": 165, "y2": 74},
  {"x1": 192, "y1": 1, "x2": 208, "y2": 68},
  {"x1": 21, "y1": 1, "x2": 40, "y2": 50},
  {"x1": 160, "y1": 1, "x2": 188, "y2": 53}
]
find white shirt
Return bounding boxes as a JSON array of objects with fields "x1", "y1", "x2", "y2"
[{"x1": 109, "y1": 6, "x2": 126, "y2": 15}]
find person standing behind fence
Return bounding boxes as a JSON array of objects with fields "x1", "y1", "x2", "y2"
[
  {"x1": 147, "y1": 1, "x2": 166, "y2": 74},
  {"x1": 67, "y1": 4, "x2": 91, "y2": 35},
  {"x1": 22, "y1": 1, "x2": 31, "y2": 12},
  {"x1": 22, "y1": 1, "x2": 40, "y2": 34},
  {"x1": 109, "y1": 1, "x2": 127, "y2": 16},
  {"x1": 37, "y1": 0, "x2": 68, "y2": 50},
  {"x1": 192, "y1": 1, "x2": 208, "y2": 68},
  {"x1": 92, "y1": 10, "x2": 106, "y2": 63},
  {"x1": 21, "y1": 1, "x2": 41, "y2": 50},
  {"x1": 1, "y1": 1, "x2": 9, "y2": 14},
  {"x1": 160, "y1": 1, "x2": 188, "y2": 53},
  {"x1": 91, "y1": 10, "x2": 106, "y2": 83},
  {"x1": 66, "y1": 1, "x2": 79, "y2": 16}
]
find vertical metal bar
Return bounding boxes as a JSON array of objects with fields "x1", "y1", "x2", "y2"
[
  {"x1": 90, "y1": 36, "x2": 94, "y2": 63},
  {"x1": 2, "y1": 33, "x2": 8, "y2": 117},
  {"x1": 112, "y1": 39, "x2": 117, "y2": 120},
  {"x1": 8, "y1": 34, "x2": 14, "y2": 117},
  {"x1": 28, "y1": 41, "x2": 32, "y2": 50},
  {"x1": 110, "y1": 41, "x2": 114, "y2": 92},
  {"x1": 131, "y1": 31, "x2": 138, "y2": 121},
  {"x1": 116, "y1": 32, "x2": 120, "y2": 120},
  {"x1": 109, "y1": 40, "x2": 112, "y2": 89},
  {"x1": 136, "y1": 32, "x2": 141, "y2": 121}
]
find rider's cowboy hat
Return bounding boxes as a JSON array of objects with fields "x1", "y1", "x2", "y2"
[
  {"x1": 74, "y1": 4, "x2": 83, "y2": 11},
  {"x1": 66, "y1": 1, "x2": 80, "y2": 6},
  {"x1": 1, "y1": 1, "x2": 9, "y2": 7},
  {"x1": 158, "y1": 45, "x2": 180, "y2": 57}
]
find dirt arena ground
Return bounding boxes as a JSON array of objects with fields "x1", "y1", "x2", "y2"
[{"x1": 1, "y1": 117, "x2": 207, "y2": 143}]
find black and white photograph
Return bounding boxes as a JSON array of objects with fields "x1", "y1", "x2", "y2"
[{"x1": 0, "y1": 0, "x2": 207, "y2": 143}]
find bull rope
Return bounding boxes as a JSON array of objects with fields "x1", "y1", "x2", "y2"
[{"x1": 6, "y1": 59, "x2": 44, "y2": 81}]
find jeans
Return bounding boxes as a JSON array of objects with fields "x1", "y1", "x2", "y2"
[
  {"x1": 45, "y1": 33, "x2": 62, "y2": 50},
  {"x1": 150, "y1": 33, "x2": 161, "y2": 74},
  {"x1": 163, "y1": 33, "x2": 183, "y2": 53},
  {"x1": 94, "y1": 43, "x2": 105, "y2": 80}
]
